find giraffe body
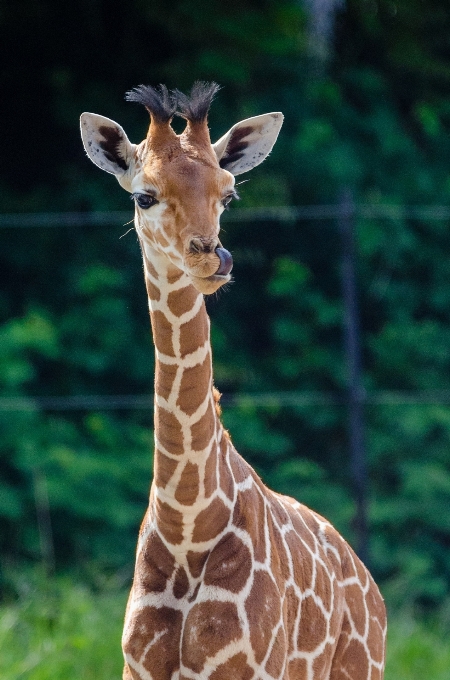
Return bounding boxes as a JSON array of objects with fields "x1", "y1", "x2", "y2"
[{"x1": 80, "y1": 83, "x2": 386, "y2": 680}]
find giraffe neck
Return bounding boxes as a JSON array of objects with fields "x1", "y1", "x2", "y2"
[{"x1": 140, "y1": 238, "x2": 224, "y2": 543}]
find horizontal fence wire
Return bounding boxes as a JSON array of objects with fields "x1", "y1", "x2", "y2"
[
  {"x1": 3, "y1": 391, "x2": 450, "y2": 411},
  {"x1": 3, "y1": 204, "x2": 450, "y2": 228},
  {"x1": 2, "y1": 205, "x2": 450, "y2": 412}
]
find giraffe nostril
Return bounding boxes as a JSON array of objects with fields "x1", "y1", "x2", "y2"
[
  {"x1": 189, "y1": 237, "x2": 218, "y2": 254},
  {"x1": 189, "y1": 238, "x2": 203, "y2": 254}
]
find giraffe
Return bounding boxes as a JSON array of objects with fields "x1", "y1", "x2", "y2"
[{"x1": 80, "y1": 82, "x2": 386, "y2": 680}]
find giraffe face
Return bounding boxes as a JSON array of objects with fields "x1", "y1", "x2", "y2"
[
  {"x1": 80, "y1": 83, "x2": 283, "y2": 294},
  {"x1": 129, "y1": 135, "x2": 236, "y2": 295}
]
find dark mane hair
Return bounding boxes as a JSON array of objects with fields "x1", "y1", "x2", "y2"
[
  {"x1": 174, "y1": 81, "x2": 221, "y2": 123},
  {"x1": 125, "y1": 81, "x2": 220, "y2": 125},
  {"x1": 125, "y1": 84, "x2": 176, "y2": 123}
]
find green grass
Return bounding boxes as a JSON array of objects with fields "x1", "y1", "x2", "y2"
[
  {"x1": 386, "y1": 613, "x2": 450, "y2": 680},
  {"x1": 1, "y1": 575, "x2": 449, "y2": 680},
  {"x1": 0, "y1": 576, "x2": 126, "y2": 680}
]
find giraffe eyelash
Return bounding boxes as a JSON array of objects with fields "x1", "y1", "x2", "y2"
[{"x1": 222, "y1": 191, "x2": 240, "y2": 210}]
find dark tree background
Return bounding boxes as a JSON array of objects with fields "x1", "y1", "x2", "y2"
[{"x1": 2, "y1": 0, "x2": 450, "y2": 612}]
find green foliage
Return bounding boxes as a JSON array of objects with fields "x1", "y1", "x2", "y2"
[
  {"x1": 0, "y1": 576, "x2": 126, "y2": 680},
  {"x1": 1, "y1": 576, "x2": 450, "y2": 680},
  {"x1": 386, "y1": 612, "x2": 450, "y2": 680},
  {"x1": 2, "y1": 0, "x2": 450, "y2": 613}
]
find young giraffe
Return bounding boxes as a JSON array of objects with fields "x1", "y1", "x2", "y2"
[{"x1": 80, "y1": 82, "x2": 386, "y2": 680}]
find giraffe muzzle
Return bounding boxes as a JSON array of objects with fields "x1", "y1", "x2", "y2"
[{"x1": 214, "y1": 247, "x2": 233, "y2": 276}]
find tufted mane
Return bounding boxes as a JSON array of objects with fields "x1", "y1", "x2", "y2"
[
  {"x1": 173, "y1": 81, "x2": 221, "y2": 123},
  {"x1": 125, "y1": 84, "x2": 177, "y2": 123},
  {"x1": 126, "y1": 81, "x2": 220, "y2": 126}
]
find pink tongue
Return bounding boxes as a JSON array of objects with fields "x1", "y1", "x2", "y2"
[{"x1": 215, "y1": 247, "x2": 233, "y2": 276}]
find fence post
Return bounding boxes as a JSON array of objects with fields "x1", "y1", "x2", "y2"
[
  {"x1": 33, "y1": 467, "x2": 55, "y2": 576},
  {"x1": 338, "y1": 188, "x2": 369, "y2": 566}
]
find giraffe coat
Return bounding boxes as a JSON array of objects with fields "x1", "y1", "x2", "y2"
[{"x1": 80, "y1": 83, "x2": 386, "y2": 680}]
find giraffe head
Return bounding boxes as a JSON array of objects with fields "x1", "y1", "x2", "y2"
[{"x1": 80, "y1": 82, "x2": 283, "y2": 294}]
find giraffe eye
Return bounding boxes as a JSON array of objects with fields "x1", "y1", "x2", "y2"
[
  {"x1": 132, "y1": 193, "x2": 158, "y2": 209},
  {"x1": 221, "y1": 191, "x2": 239, "y2": 210}
]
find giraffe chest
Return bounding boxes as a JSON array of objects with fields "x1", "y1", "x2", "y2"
[
  {"x1": 122, "y1": 531, "x2": 255, "y2": 680},
  {"x1": 121, "y1": 510, "x2": 347, "y2": 680}
]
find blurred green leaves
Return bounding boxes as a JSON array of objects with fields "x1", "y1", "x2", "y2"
[{"x1": 2, "y1": 0, "x2": 450, "y2": 613}]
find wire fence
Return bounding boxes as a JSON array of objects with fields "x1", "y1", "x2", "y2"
[
  {"x1": 5, "y1": 200, "x2": 450, "y2": 561},
  {"x1": 2, "y1": 201, "x2": 450, "y2": 413},
  {"x1": 3, "y1": 390, "x2": 450, "y2": 412},
  {"x1": 3, "y1": 202, "x2": 450, "y2": 229}
]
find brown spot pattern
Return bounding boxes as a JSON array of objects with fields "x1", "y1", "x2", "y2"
[
  {"x1": 134, "y1": 531, "x2": 175, "y2": 595},
  {"x1": 315, "y1": 559, "x2": 334, "y2": 612},
  {"x1": 123, "y1": 606, "x2": 182, "y2": 680},
  {"x1": 290, "y1": 509, "x2": 317, "y2": 552},
  {"x1": 154, "y1": 450, "x2": 178, "y2": 488},
  {"x1": 368, "y1": 614, "x2": 385, "y2": 664},
  {"x1": 174, "y1": 461, "x2": 200, "y2": 506},
  {"x1": 268, "y1": 510, "x2": 290, "y2": 590},
  {"x1": 271, "y1": 499, "x2": 291, "y2": 528},
  {"x1": 145, "y1": 257, "x2": 159, "y2": 280},
  {"x1": 370, "y1": 666, "x2": 384, "y2": 680},
  {"x1": 166, "y1": 268, "x2": 184, "y2": 284},
  {"x1": 192, "y1": 496, "x2": 230, "y2": 542},
  {"x1": 313, "y1": 646, "x2": 334, "y2": 679},
  {"x1": 155, "y1": 363, "x2": 178, "y2": 402},
  {"x1": 345, "y1": 583, "x2": 367, "y2": 636},
  {"x1": 210, "y1": 653, "x2": 254, "y2": 680},
  {"x1": 284, "y1": 586, "x2": 300, "y2": 655},
  {"x1": 285, "y1": 530, "x2": 314, "y2": 592},
  {"x1": 145, "y1": 278, "x2": 160, "y2": 301},
  {"x1": 155, "y1": 499, "x2": 184, "y2": 545},
  {"x1": 204, "y1": 532, "x2": 252, "y2": 592},
  {"x1": 245, "y1": 570, "x2": 281, "y2": 664},
  {"x1": 177, "y1": 356, "x2": 211, "y2": 416},
  {"x1": 219, "y1": 456, "x2": 234, "y2": 501},
  {"x1": 340, "y1": 638, "x2": 370, "y2": 680},
  {"x1": 229, "y1": 450, "x2": 251, "y2": 483},
  {"x1": 182, "y1": 601, "x2": 241, "y2": 673},
  {"x1": 191, "y1": 399, "x2": 215, "y2": 450},
  {"x1": 172, "y1": 566, "x2": 189, "y2": 599},
  {"x1": 297, "y1": 595, "x2": 327, "y2": 652},
  {"x1": 155, "y1": 407, "x2": 184, "y2": 455},
  {"x1": 233, "y1": 487, "x2": 266, "y2": 562},
  {"x1": 288, "y1": 657, "x2": 308, "y2": 678},
  {"x1": 167, "y1": 286, "x2": 199, "y2": 317},
  {"x1": 151, "y1": 310, "x2": 174, "y2": 356},
  {"x1": 186, "y1": 550, "x2": 209, "y2": 578},
  {"x1": 265, "y1": 626, "x2": 286, "y2": 677},
  {"x1": 179, "y1": 309, "x2": 208, "y2": 357},
  {"x1": 203, "y1": 448, "x2": 217, "y2": 498}
]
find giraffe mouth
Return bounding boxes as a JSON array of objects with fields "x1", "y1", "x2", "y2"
[
  {"x1": 190, "y1": 271, "x2": 231, "y2": 294},
  {"x1": 187, "y1": 247, "x2": 233, "y2": 293}
]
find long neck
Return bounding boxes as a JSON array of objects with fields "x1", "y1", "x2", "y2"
[{"x1": 140, "y1": 239, "x2": 224, "y2": 538}]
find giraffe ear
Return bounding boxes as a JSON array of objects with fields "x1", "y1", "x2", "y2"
[
  {"x1": 212, "y1": 112, "x2": 283, "y2": 176},
  {"x1": 80, "y1": 113, "x2": 135, "y2": 178}
]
